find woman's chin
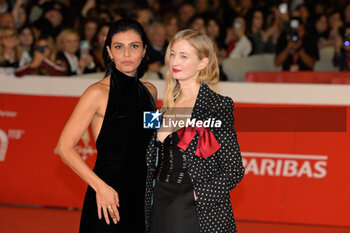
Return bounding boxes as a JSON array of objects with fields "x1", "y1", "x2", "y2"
[
  {"x1": 172, "y1": 73, "x2": 183, "y2": 80},
  {"x1": 119, "y1": 67, "x2": 137, "y2": 76}
]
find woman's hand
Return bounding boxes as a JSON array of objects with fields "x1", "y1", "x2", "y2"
[
  {"x1": 78, "y1": 55, "x2": 95, "y2": 74},
  {"x1": 193, "y1": 191, "x2": 198, "y2": 201},
  {"x1": 85, "y1": 54, "x2": 94, "y2": 66},
  {"x1": 81, "y1": 0, "x2": 96, "y2": 17},
  {"x1": 78, "y1": 57, "x2": 88, "y2": 73},
  {"x1": 96, "y1": 183, "x2": 120, "y2": 225},
  {"x1": 30, "y1": 51, "x2": 45, "y2": 68}
]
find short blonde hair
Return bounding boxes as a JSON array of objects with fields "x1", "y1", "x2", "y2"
[
  {"x1": 162, "y1": 29, "x2": 219, "y2": 111},
  {"x1": 56, "y1": 29, "x2": 79, "y2": 52}
]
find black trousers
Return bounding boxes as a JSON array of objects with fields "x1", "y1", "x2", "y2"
[{"x1": 151, "y1": 180, "x2": 200, "y2": 233}]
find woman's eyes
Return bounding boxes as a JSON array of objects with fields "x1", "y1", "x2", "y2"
[
  {"x1": 114, "y1": 45, "x2": 140, "y2": 49},
  {"x1": 170, "y1": 54, "x2": 187, "y2": 58}
]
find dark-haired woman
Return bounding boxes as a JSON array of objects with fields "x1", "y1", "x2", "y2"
[
  {"x1": 56, "y1": 19, "x2": 157, "y2": 232},
  {"x1": 18, "y1": 25, "x2": 35, "y2": 60}
]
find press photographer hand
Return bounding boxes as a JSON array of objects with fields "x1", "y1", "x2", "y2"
[{"x1": 288, "y1": 40, "x2": 302, "y2": 52}]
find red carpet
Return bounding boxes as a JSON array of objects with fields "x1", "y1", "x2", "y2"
[{"x1": 0, "y1": 204, "x2": 349, "y2": 233}]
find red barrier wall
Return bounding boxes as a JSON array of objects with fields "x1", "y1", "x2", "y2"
[
  {"x1": 1, "y1": 93, "x2": 350, "y2": 227},
  {"x1": 231, "y1": 103, "x2": 350, "y2": 227},
  {"x1": 245, "y1": 71, "x2": 350, "y2": 83}
]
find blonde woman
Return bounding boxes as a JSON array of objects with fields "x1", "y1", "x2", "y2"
[
  {"x1": 15, "y1": 35, "x2": 67, "y2": 77},
  {"x1": 0, "y1": 27, "x2": 30, "y2": 68},
  {"x1": 145, "y1": 29, "x2": 244, "y2": 233},
  {"x1": 56, "y1": 29, "x2": 96, "y2": 76}
]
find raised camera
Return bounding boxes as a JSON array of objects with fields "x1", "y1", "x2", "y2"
[
  {"x1": 289, "y1": 19, "x2": 300, "y2": 43},
  {"x1": 344, "y1": 34, "x2": 350, "y2": 47}
]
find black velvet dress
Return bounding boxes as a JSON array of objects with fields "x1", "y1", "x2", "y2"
[
  {"x1": 79, "y1": 66, "x2": 156, "y2": 233},
  {"x1": 151, "y1": 131, "x2": 200, "y2": 233}
]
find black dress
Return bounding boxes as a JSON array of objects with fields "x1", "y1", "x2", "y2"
[
  {"x1": 79, "y1": 66, "x2": 156, "y2": 233},
  {"x1": 151, "y1": 131, "x2": 200, "y2": 233}
]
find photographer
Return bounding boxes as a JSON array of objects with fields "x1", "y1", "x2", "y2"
[
  {"x1": 56, "y1": 29, "x2": 96, "y2": 76},
  {"x1": 15, "y1": 35, "x2": 67, "y2": 77},
  {"x1": 227, "y1": 16, "x2": 252, "y2": 58},
  {"x1": 146, "y1": 22, "x2": 167, "y2": 78},
  {"x1": 275, "y1": 17, "x2": 319, "y2": 71},
  {"x1": 333, "y1": 23, "x2": 350, "y2": 71}
]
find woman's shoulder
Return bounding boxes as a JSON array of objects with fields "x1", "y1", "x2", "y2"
[
  {"x1": 81, "y1": 76, "x2": 110, "y2": 101},
  {"x1": 205, "y1": 84, "x2": 233, "y2": 107},
  {"x1": 141, "y1": 81, "x2": 157, "y2": 91},
  {"x1": 212, "y1": 94, "x2": 234, "y2": 112},
  {"x1": 141, "y1": 81, "x2": 157, "y2": 100}
]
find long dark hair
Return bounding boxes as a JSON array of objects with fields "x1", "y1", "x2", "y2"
[
  {"x1": 18, "y1": 24, "x2": 36, "y2": 57},
  {"x1": 102, "y1": 19, "x2": 149, "y2": 78}
]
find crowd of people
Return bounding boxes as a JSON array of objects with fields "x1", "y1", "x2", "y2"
[{"x1": 1, "y1": 0, "x2": 350, "y2": 79}]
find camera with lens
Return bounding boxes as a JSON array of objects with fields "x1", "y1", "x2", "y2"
[
  {"x1": 344, "y1": 33, "x2": 350, "y2": 48},
  {"x1": 290, "y1": 30, "x2": 299, "y2": 43},
  {"x1": 289, "y1": 18, "x2": 301, "y2": 43}
]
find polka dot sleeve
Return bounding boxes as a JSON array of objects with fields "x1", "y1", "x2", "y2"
[{"x1": 194, "y1": 96, "x2": 245, "y2": 205}]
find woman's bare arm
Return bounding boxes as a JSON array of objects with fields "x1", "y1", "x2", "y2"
[
  {"x1": 56, "y1": 82, "x2": 119, "y2": 225},
  {"x1": 56, "y1": 84, "x2": 105, "y2": 189}
]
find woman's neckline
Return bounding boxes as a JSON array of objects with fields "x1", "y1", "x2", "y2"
[
  {"x1": 156, "y1": 127, "x2": 184, "y2": 144},
  {"x1": 111, "y1": 65, "x2": 138, "y2": 84},
  {"x1": 114, "y1": 66, "x2": 138, "y2": 81}
]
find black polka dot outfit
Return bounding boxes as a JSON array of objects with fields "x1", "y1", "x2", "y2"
[{"x1": 145, "y1": 83, "x2": 245, "y2": 233}]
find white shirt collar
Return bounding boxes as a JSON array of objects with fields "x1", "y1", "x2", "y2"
[{"x1": 63, "y1": 52, "x2": 79, "y2": 73}]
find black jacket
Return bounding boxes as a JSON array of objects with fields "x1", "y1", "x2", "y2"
[
  {"x1": 56, "y1": 52, "x2": 96, "y2": 76},
  {"x1": 145, "y1": 83, "x2": 245, "y2": 233},
  {"x1": 333, "y1": 49, "x2": 350, "y2": 71}
]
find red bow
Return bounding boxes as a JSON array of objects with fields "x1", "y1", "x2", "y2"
[{"x1": 177, "y1": 126, "x2": 221, "y2": 159}]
